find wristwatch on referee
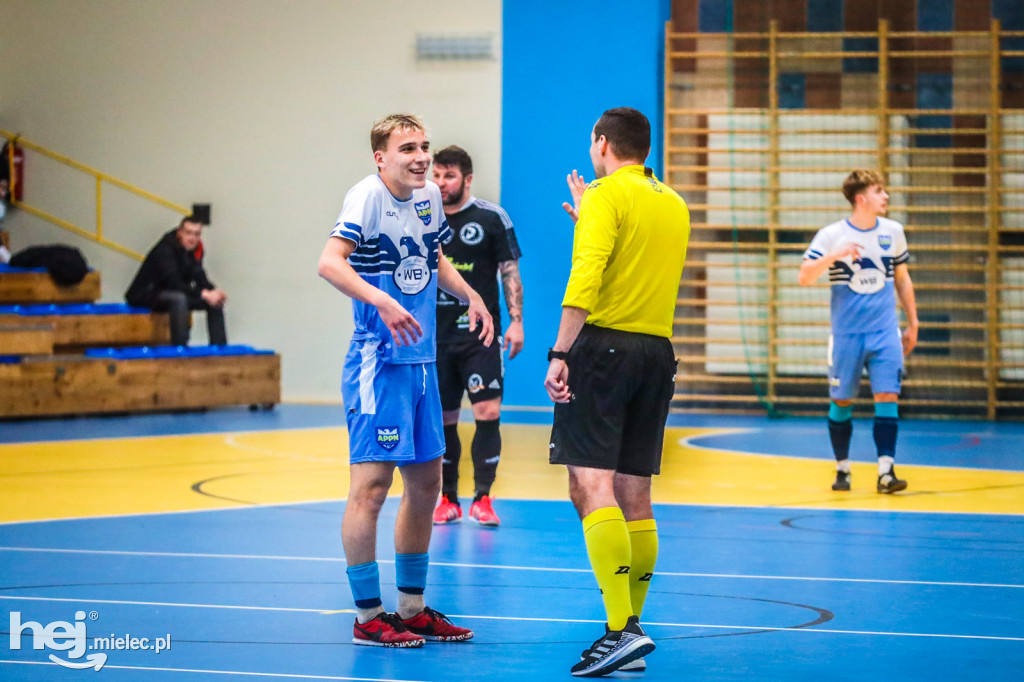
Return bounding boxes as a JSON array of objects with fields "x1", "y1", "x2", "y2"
[{"x1": 547, "y1": 348, "x2": 570, "y2": 362}]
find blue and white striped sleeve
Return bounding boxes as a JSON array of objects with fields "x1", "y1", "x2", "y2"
[
  {"x1": 330, "y1": 182, "x2": 378, "y2": 246},
  {"x1": 438, "y1": 216, "x2": 452, "y2": 245},
  {"x1": 893, "y1": 224, "x2": 910, "y2": 265},
  {"x1": 804, "y1": 228, "x2": 831, "y2": 261}
]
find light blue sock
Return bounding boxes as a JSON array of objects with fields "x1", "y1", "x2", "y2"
[
  {"x1": 395, "y1": 553, "x2": 428, "y2": 594},
  {"x1": 395, "y1": 553, "x2": 429, "y2": 619},
  {"x1": 346, "y1": 561, "x2": 382, "y2": 610}
]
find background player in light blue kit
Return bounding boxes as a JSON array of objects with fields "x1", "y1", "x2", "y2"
[
  {"x1": 798, "y1": 169, "x2": 919, "y2": 494},
  {"x1": 318, "y1": 113, "x2": 493, "y2": 647}
]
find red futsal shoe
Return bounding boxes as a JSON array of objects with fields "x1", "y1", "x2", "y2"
[
  {"x1": 352, "y1": 612, "x2": 425, "y2": 648},
  {"x1": 468, "y1": 495, "x2": 500, "y2": 526},
  {"x1": 433, "y1": 494, "x2": 462, "y2": 525},
  {"x1": 400, "y1": 606, "x2": 474, "y2": 642}
]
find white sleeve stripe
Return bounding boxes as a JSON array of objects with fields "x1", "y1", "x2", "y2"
[{"x1": 473, "y1": 198, "x2": 514, "y2": 229}]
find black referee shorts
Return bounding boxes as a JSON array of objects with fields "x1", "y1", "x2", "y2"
[{"x1": 549, "y1": 324, "x2": 677, "y2": 476}]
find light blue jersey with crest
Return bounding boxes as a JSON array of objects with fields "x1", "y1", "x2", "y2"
[
  {"x1": 331, "y1": 175, "x2": 451, "y2": 364},
  {"x1": 804, "y1": 217, "x2": 910, "y2": 335}
]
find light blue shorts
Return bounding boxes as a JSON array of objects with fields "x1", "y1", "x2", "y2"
[
  {"x1": 341, "y1": 340, "x2": 445, "y2": 466},
  {"x1": 828, "y1": 327, "x2": 904, "y2": 401}
]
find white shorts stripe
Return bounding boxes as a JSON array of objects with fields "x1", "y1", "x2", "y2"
[{"x1": 358, "y1": 340, "x2": 379, "y2": 415}]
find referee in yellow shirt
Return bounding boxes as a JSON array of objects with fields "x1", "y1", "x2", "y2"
[{"x1": 544, "y1": 107, "x2": 690, "y2": 677}]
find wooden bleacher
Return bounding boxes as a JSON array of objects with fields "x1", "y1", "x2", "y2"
[
  {"x1": 0, "y1": 269, "x2": 102, "y2": 303},
  {"x1": 0, "y1": 264, "x2": 280, "y2": 418},
  {"x1": 0, "y1": 305, "x2": 171, "y2": 351},
  {"x1": 0, "y1": 323, "x2": 54, "y2": 355}
]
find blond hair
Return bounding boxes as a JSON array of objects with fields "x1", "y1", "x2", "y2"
[
  {"x1": 370, "y1": 114, "x2": 427, "y2": 153},
  {"x1": 842, "y1": 169, "x2": 885, "y2": 205}
]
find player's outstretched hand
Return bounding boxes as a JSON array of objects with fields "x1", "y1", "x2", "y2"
[
  {"x1": 377, "y1": 296, "x2": 423, "y2": 347},
  {"x1": 561, "y1": 170, "x2": 588, "y2": 224},
  {"x1": 544, "y1": 358, "x2": 571, "y2": 403},
  {"x1": 466, "y1": 291, "x2": 495, "y2": 347}
]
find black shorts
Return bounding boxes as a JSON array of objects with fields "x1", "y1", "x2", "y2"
[
  {"x1": 437, "y1": 338, "x2": 504, "y2": 411},
  {"x1": 549, "y1": 324, "x2": 677, "y2": 476}
]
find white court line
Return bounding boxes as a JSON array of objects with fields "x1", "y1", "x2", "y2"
[
  {"x1": 0, "y1": 594, "x2": 330, "y2": 614},
  {"x1": 1, "y1": 595, "x2": 1022, "y2": 642},
  {"x1": 0, "y1": 660, "x2": 420, "y2": 681},
  {"x1": 1, "y1": 546, "x2": 1021, "y2": 590}
]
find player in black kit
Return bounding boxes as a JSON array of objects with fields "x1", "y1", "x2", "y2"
[{"x1": 431, "y1": 146, "x2": 524, "y2": 527}]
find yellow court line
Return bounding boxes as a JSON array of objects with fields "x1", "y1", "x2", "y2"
[{"x1": 1, "y1": 424, "x2": 1022, "y2": 524}]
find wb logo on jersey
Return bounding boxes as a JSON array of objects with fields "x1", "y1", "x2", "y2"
[
  {"x1": 878, "y1": 234, "x2": 892, "y2": 250},
  {"x1": 394, "y1": 256, "x2": 431, "y2": 295},
  {"x1": 376, "y1": 427, "x2": 400, "y2": 450},
  {"x1": 415, "y1": 200, "x2": 432, "y2": 226}
]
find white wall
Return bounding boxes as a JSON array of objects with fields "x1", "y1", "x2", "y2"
[{"x1": 0, "y1": 0, "x2": 502, "y2": 401}]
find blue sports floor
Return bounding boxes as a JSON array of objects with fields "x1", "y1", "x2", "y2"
[{"x1": 1, "y1": 405, "x2": 1022, "y2": 681}]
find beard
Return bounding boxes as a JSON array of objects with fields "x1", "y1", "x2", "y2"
[{"x1": 443, "y1": 181, "x2": 467, "y2": 208}]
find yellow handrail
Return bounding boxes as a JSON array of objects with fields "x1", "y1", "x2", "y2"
[{"x1": 1, "y1": 128, "x2": 190, "y2": 261}]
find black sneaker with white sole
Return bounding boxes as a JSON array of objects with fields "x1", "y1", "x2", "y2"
[
  {"x1": 571, "y1": 615, "x2": 655, "y2": 677},
  {"x1": 832, "y1": 470, "x2": 851, "y2": 491},
  {"x1": 618, "y1": 657, "x2": 647, "y2": 672},
  {"x1": 877, "y1": 469, "x2": 908, "y2": 494}
]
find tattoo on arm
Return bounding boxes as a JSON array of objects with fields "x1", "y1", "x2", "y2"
[{"x1": 499, "y1": 260, "x2": 523, "y2": 322}]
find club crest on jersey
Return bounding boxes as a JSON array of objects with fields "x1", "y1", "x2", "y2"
[
  {"x1": 415, "y1": 200, "x2": 432, "y2": 226},
  {"x1": 460, "y1": 222, "x2": 485, "y2": 246},
  {"x1": 376, "y1": 427, "x2": 400, "y2": 450},
  {"x1": 878, "y1": 234, "x2": 892, "y2": 250}
]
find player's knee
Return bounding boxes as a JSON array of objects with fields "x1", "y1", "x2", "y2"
[
  {"x1": 349, "y1": 480, "x2": 391, "y2": 512},
  {"x1": 471, "y1": 399, "x2": 501, "y2": 421}
]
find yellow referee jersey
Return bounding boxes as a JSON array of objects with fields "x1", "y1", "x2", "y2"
[{"x1": 562, "y1": 164, "x2": 690, "y2": 338}]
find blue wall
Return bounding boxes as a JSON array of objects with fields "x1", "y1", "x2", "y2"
[{"x1": 501, "y1": 0, "x2": 671, "y2": 408}]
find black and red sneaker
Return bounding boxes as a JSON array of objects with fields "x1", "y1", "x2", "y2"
[
  {"x1": 352, "y1": 612, "x2": 425, "y2": 648},
  {"x1": 399, "y1": 606, "x2": 474, "y2": 642}
]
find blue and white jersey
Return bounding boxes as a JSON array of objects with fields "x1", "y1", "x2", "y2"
[
  {"x1": 804, "y1": 216, "x2": 910, "y2": 334},
  {"x1": 331, "y1": 174, "x2": 451, "y2": 364}
]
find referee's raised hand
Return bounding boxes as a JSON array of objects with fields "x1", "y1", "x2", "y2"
[{"x1": 561, "y1": 170, "x2": 588, "y2": 224}]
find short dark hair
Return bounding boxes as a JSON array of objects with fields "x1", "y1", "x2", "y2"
[
  {"x1": 593, "y1": 107, "x2": 651, "y2": 162},
  {"x1": 433, "y1": 145, "x2": 473, "y2": 177}
]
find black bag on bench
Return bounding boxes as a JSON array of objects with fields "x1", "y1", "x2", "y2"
[{"x1": 10, "y1": 244, "x2": 89, "y2": 285}]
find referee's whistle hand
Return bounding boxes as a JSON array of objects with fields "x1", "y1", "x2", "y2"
[{"x1": 544, "y1": 361, "x2": 571, "y2": 403}]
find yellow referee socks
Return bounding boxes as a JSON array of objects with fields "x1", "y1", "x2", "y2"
[
  {"x1": 582, "y1": 507, "x2": 633, "y2": 630},
  {"x1": 626, "y1": 519, "x2": 658, "y2": 618}
]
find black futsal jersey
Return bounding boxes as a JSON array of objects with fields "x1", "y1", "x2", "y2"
[{"x1": 437, "y1": 197, "x2": 521, "y2": 344}]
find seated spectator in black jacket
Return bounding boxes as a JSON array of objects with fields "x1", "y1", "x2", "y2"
[{"x1": 126, "y1": 216, "x2": 227, "y2": 346}]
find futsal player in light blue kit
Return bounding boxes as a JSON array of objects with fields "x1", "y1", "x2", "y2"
[
  {"x1": 318, "y1": 113, "x2": 493, "y2": 647},
  {"x1": 798, "y1": 169, "x2": 919, "y2": 493}
]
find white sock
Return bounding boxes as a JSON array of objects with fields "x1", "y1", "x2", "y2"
[
  {"x1": 837, "y1": 459, "x2": 851, "y2": 473},
  {"x1": 397, "y1": 592, "x2": 425, "y2": 620},
  {"x1": 878, "y1": 456, "x2": 894, "y2": 476},
  {"x1": 356, "y1": 605, "x2": 385, "y2": 624}
]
